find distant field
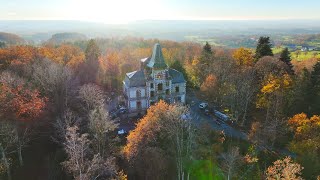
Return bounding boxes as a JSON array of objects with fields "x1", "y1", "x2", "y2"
[
  {"x1": 290, "y1": 51, "x2": 320, "y2": 61},
  {"x1": 273, "y1": 47, "x2": 320, "y2": 61}
]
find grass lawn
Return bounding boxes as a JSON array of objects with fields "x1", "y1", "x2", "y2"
[{"x1": 290, "y1": 51, "x2": 320, "y2": 61}]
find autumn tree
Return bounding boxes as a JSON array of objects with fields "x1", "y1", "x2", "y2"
[
  {"x1": 62, "y1": 126, "x2": 117, "y2": 180},
  {"x1": 288, "y1": 113, "x2": 320, "y2": 179},
  {"x1": 98, "y1": 51, "x2": 120, "y2": 90},
  {"x1": 200, "y1": 74, "x2": 218, "y2": 102},
  {"x1": 0, "y1": 71, "x2": 46, "y2": 169},
  {"x1": 124, "y1": 101, "x2": 196, "y2": 179},
  {"x1": 38, "y1": 44, "x2": 85, "y2": 68},
  {"x1": 255, "y1": 36, "x2": 273, "y2": 61},
  {"x1": 0, "y1": 45, "x2": 38, "y2": 73},
  {"x1": 279, "y1": 48, "x2": 294, "y2": 74},
  {"x1": 232, "y1": 47, "x2": 254, "y2": 66},
  {"x1": 254, "y1": 56, "x2": 287, "y2": 79},
  {"x1": 266, "y1": 157, "x2": 303, "y2": 180},
  {"x1": 256, "y1": 74, "x2": 292, "y2": 120},
  {"x1": 0, "y1": 71, "x2": 46, "y2": 121}
]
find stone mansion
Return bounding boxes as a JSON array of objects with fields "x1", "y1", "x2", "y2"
[{"x1": 123, "y1": 43, "x2": 186, "y2": 114}]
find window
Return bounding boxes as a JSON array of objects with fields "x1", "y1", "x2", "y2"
[
  {"x1": 136, "y1": 90, "x2": 141, "y2": 98},
  {"x1": 175, "y1": 86, "x2": 180, "y2": 93},
  {"x1": 158, "y1": 83, "x2": 163, "y2": 91},
  {"x1": 150, "y1": 83, "x2": 154, "y2": 89},
  {"x1": 175, "y1": 96, "x2": 181, "y2": 103},
  {"x1": 166, "y1": 89, "x2": 170, "y2": 95},
  {"x1": 137, "y1": 101, "x2": 142, "y2": 109},
  {"x1": 166, "y1": 81, "x2": 170, "y2": 87},
  {"x1": 150, "y1": 91, "x2": 155, "y2": 97}
]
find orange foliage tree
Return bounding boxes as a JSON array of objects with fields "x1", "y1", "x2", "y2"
[
  {"x1": 0, "y1": 46, "x2": 38, "y2": 70},
  {"x1": 0, "y1": 80, "x2": 46, "y2": 121},
  {"x1": 200, "y1": 74, "x2": 218, "y2": 102},
  {"x1": 266, "y1": 156, "x2": 303, "y2": 180},
  {"x1": 39, "y1": 44, "x2": 85, "y2": 68},
  {"x1": 288, "y1": 113, "x2": 320, "y2": 179}
]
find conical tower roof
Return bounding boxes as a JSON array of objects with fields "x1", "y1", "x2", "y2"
[{"x1": 147, "y1": 43, "x2": 168, "y2": 69}]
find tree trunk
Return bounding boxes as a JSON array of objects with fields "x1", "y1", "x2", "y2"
[
  {"x1": 0, "y1": 145, "x2": 12, "y2": 180},
  {"x1": 18, "y1": 143, "x2": 23, "y2": 166}
]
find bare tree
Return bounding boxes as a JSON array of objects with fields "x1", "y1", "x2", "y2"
[
  {"x1": 32, "y1": 58, "x2": 73, "y2": 115},
  {"x1": 0, "y1": 122, "x2": 18, "y2": 180},
  {"x1": 220, "y1": 146, "x2": 242, "y2": 180},
  {"x1": 89, "y1": 106, "x2": 118, "y2": 156},
  {"x1": 62, "y1": 126, "x2": 117, "y2": 180},
  {"x1": 226, "y1": 68, "x2": 257, "y2": 125},
  {"x1": 163, "y1": 105, "x2": 196, "y2": 180},
  {"x1": 78, "y1": 84, "x2": 105, "y2": 112},
  {"x1": 53, "y1": 109, "x2": 81, "y2": 144}
]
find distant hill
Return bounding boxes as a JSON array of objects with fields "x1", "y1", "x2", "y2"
[
  {"x1": 47, "y1": 32, "x2": 87, "y2": 45},
  {"x1": 0, "y1": 32, "x2": 26, "y2": 45}
]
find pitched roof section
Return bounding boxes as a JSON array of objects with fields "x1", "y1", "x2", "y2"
[
  {"x1": 125, "y1": 70, "x2": 146, "y2": 87},
  {"x1": 169, "y1": 68, "x2": 186, "y2": 84},
  {"x1": 147, "y1": 43, "x2": 168, "y2": 69}
]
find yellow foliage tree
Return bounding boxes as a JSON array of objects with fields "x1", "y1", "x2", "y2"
[
  {"x1": 256, "y1": 74, "x2": 292, "y2": 109},
  {"x1": 232, "y1": 47, "x2": 254, "y2": 66}
]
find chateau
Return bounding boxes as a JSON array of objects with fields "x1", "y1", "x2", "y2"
[{"x1": 123, "y1": 43, "x2": 186, "y2": 114}]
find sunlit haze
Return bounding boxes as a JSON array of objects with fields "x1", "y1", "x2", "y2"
[{"x1": 1, "y1": 0, "x2": 320, "y2": 24}]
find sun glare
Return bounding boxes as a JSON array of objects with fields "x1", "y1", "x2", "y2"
[{"x1": 67, "y1": 0, "x2": 164, "y2": 24}]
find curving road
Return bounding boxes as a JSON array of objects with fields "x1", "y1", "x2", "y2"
[{"x1": 186, "y1": 90, "x2": 248, "y2": 140}]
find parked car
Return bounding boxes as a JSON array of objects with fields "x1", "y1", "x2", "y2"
[
  {"x1": 199, "y1": 102, "x2": 208, "y2": 109},
  {"x1": 213, "y1": 110, "x2": 229, "y2": 122},
  {"x1": 119, "y1": 107, "x2": 127, "y2": 114}
]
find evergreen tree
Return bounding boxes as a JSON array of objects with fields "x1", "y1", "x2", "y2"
[
  {"x1": 197, "y1": 42, "x2": 214, "y2": 84},
  {"x1": 255, "y1": 36, "x2": 273, "y2": 61},
  {"x1": 280, "y1": 48, "x2": 294, "y2": 74},
  {"x1": 80, "y1": 39, "x2": 101, "y2": 83},
  {"x1": 310, "y1": 61, "x2": 320, "y2": 114},
  {"x1": 203, "y1": 41, "x2": 213, "y2": 55},
  {"x1": 85, "y1": 39, "x2": 101, "y2": 63},
  {"x1": 287, "y1": 68, "x2": 311, "y2": 115}
]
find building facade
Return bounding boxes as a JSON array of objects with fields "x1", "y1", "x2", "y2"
[{"x1": 123, "y1": 43, "x2": 186, "y2": 114}]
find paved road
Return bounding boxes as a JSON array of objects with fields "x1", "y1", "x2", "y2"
[{"x1": 186, "y1": 90, "x2": 248, "y2": 140}]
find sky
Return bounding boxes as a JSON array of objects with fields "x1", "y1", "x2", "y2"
[{"x1": 1, "y1": 0, "x2": 320, "y2": 24}]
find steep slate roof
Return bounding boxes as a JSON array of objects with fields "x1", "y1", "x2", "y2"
[
  {"x1": 169, "y1": 68, "x2": 186, "y2": 84},
  {"x1": 147, "y1": 43, "x2": 168, "y2": 69},
  {"x1": 125, "y1": 70, "x2": 146, "y2": 87}
]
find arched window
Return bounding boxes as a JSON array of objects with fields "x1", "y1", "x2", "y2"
[{"x1": 136, "y1": 89, "x2": 141, "y2": 98}]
